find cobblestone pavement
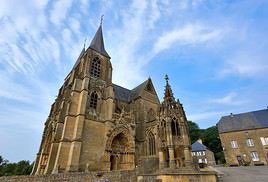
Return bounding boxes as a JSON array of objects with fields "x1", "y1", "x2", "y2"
[{"x1": 215, "y1": 166, "x2": 268, "y2": 182}]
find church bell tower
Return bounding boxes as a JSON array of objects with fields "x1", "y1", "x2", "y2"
[{"x1": 32, "y1": 21, "x2": 114, "y2": 174}]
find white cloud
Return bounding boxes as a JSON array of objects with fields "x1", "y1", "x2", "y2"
[
  {"x1": 106, "y1": 0, "x2": 149, "y2": 87},
  {"x1": 80, "y1": 0, "x2": 90, "y2": 14},
  {"x1": 69, "y1": 18, "x2": 81, "y2": 35},
  {"x1": 219, "y1": 50, "x2": 268, "y2": 78},
  {"x1": 178, "y1": 0, "x2": 188, "y2": 10},
  {"x1": 50, "y1": 0, "x2": 73, "y2": 26},
  {"x1": 188, "y1": 111, "x2": 223, "y2": 122},
  {"x1": 209, "y1": 92, "x2": 242, "y2": 105},
  {"x1": 147, "y1": 0, "x2": 161, "y2": 29},
  {"x1": 152, "y1": 23, "x2": 222, "y2": 55},
  {"x1": 192, "y1": 0, "x2": 204, "y2": 7}
]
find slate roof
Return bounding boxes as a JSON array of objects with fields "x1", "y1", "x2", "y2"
[
  {"x1": 113, "y1": 84, "x2": 131, "y2": 102},
  {"x1": 217, "y1": 109, "x2": 268, "y2": 134},
  {"x1": 89, "y1": 25, "x2": 110, "y2": 58},
  {"x1": 191, "y1": 141, "x2": 208, "y2": 152},
  {"x1": 112, "y1": 79, "x2": 151, "y2": 102},
  {"x1": 131, "y1": 80, "x2": 149, "y2": 100}
]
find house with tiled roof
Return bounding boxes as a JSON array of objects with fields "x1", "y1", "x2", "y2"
[
  {"x1": 217, "y1": 109, "x2": 268, "y2": 166},
  {"x1": 191, "y1": 139, "x2": 216, "y2": 167}
]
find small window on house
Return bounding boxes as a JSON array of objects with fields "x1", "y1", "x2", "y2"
[
  {"x1": 246, "y1": 138, "x2": 254, "y2": 147},
  {"x1": 260, "y1": 137, "x2": 268, "y2": 145},
  {"x1": 90, "y1": 57, "x2": 101, "y2": 78},
  {"x1": 251, "y1": 151, "x2": 259, "y2": 161},
  {"x1": 231, "y1": 140, "x2": 238, "y2": 148},
  {"x1": 89, "y1": 91, "x2": 98, "y2": 110}
]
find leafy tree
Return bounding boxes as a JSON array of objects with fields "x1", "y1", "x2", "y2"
[
  {"x1": 187, "y1": 120, "x2": 202, "y2": 144},
  {"x1": 200, "y1": 126, "x2": 225, "y2": 164},
  {"x1": 0, "y1": 156, "x2": 33, "y2": 176},
  {"x1": 0, "y1": 156, "x2": 8, "y2": 166},
  {"x1": 187, "y1": 122, "x2": 225, "y2": 164}
]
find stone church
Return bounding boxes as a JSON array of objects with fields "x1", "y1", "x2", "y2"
[{"x1": 31, "y1": 22, "x2": 217, "y2": 182}]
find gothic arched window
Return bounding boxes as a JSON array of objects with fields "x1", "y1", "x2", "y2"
[
  {"x1": 90, "y1": 57, "x2": 101, "y2": 78},
  {"x1": 89, "y1": 91, "x2": 98, "y2": 110},
  {"x1": 147, "y1": 132, "x2": 156, "y2": 156},
  {"x1": 171, "y1": 118, "x2": 180, "y2": 136}
]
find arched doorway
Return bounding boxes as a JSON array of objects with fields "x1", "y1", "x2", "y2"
[
  {"x1": 105, "y1": 127, "x2": 135, "y2": 171},
  {"x1": 110, "y1": 133, "x2": 128, "y2": 170}
]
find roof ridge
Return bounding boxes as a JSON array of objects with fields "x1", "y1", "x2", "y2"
[
  {"x1": 223, "y1": 108, "x2": 268, "y2": 118},
  {"x1": 217, "y1": 109, "x2": 268, "y2": 133},
  {"x1": 131, "y1": 79, "x2": 149, "y2": 91}
]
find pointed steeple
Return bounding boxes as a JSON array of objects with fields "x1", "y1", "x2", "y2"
[
  {"x1": 164, "y1": 74, "x2": 174, "y2": 99},
  {"x1": 89, "y1": 20, "x2": 110, "y2": 58}
]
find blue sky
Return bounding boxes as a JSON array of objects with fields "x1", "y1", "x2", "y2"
[{"x1": 0, "y1": 0, "x2": 268, "y2": 162}]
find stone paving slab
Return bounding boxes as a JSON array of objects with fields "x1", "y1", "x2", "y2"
[{"x1": 215, "y1": 166, "x2": 268, "y2": 182}]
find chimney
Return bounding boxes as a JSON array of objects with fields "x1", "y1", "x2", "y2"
[{"x1": 197, "y1": 139, "x2": 202, "y2": 144}]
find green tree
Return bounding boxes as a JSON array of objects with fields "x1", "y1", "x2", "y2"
[
  {"x1": 201, "y1": 126, "x2": 225, "y2": 164},
  {"x1": 187, "y1": 122, "x2": 225, "y2": 164},
  {"x1": 187, "y1": 120, "x2": 202, "y2": 144},
  {"x1": 0, "y1": 156, "x2": 33, "y2": 176}
]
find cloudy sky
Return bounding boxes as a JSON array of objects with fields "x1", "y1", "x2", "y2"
[{"x1": 0, "y1": 0, "x2": 268, "y2": 162}]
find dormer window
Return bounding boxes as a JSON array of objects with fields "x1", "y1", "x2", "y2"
[{"x1": 90, "y1": 57, "x2": 101, "y2": 78}]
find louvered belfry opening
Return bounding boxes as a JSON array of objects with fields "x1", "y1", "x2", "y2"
[
  {"x1": 90, "y1": 57, "x2": 101, "y2": 78},
  {"x1": 89, "y1": 91, "x2": 98, "y2": 109}
]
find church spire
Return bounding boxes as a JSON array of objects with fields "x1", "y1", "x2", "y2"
[
  {"x1": 164, "y1": 74, "x2": 174, "y2": 99},
  {"x1": 89, "y1": 16, "x2": 110, "y2": 58}
]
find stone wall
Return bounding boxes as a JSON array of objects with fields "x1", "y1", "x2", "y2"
[
  {"x1": 138, "y1": 173, "x2": 217, "y2": 182},
  {"x1": 0, "y1": 170, "x2": 136, "y2": 182},
  {"x1": 0, "y1": 170, "x2": 217, "y2": 182}
]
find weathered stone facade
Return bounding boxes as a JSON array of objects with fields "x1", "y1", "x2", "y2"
[
  {"x1": 217, "y1": 110, "x2": 268, "y2": 166},
  {"x1": 29, "y1": 23, "x2": 217, "y2": 182},
  {"x1": 219, "y1": 128, "x2": 268, "y2": 166}
]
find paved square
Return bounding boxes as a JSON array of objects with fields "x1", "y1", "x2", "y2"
[{"x1": 216, "y1": 166, "x2": 268, "y2": 182}]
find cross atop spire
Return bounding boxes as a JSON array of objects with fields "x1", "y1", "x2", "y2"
[
  {"x1": 100, "y1": 15, "x2": 104, "y2": 26},
  {"x1": 165, "y1": 74, "x2": 169, "y2": 84}
]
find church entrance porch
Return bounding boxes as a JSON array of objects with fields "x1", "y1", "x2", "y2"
[{"x1": 104, "y1": 127, "x2": 135, "y2": 171}]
